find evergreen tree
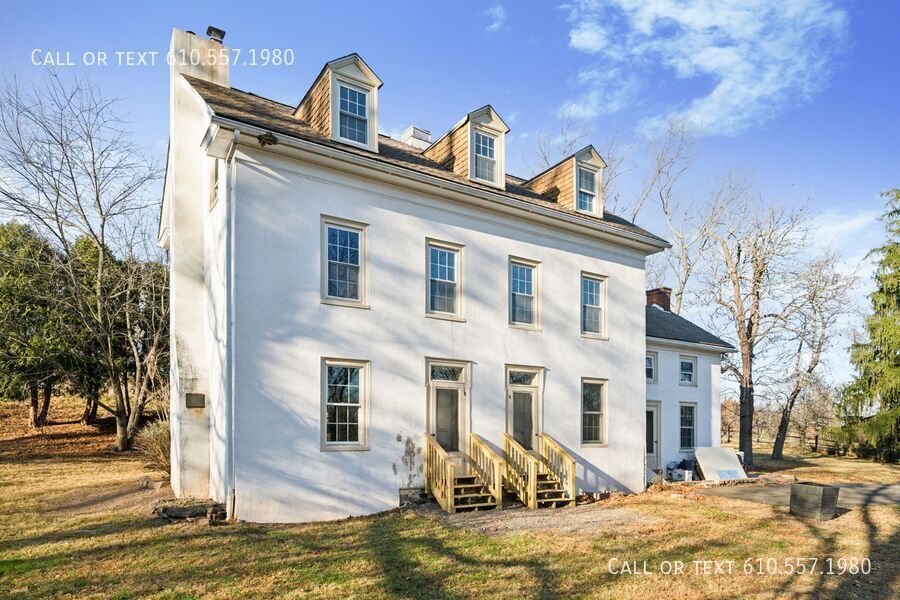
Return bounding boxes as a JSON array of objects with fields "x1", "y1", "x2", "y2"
[{"x1": 843, "y1": 189, "x2": 900, "y2": 460}]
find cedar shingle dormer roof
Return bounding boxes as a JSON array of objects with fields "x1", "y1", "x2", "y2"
[
  {"x1": 424, "y1": 106, "x2": 510, "y2": 190},
  {"x1": 294, "y1": 54, "x2": 383, "y2": 153},
  {"x1": 183, "y1": 75, "x2": 668, "y2": 248},
  {"x1": 524, "y1": 145, "x2": 606, "y2": 214}
]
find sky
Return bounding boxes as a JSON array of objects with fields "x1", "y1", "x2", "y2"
[{"x1": 1, "y1": 0, "x2": 898, "y2": 385}]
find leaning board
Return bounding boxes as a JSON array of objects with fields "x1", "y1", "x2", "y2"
[{"x1": 694, "y1": 447, "x2": 748, "y2": 481}]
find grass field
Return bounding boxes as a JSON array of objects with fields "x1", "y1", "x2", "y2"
[{"x1": 0, "y1": 397, "x2": 897, "y2": 599}]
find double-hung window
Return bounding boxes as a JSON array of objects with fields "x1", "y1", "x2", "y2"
[
  {"x1": 322, "y1": 360, "x2": 369, "y2": 450},
  {"x1": 338, "y1": 84, "x2": 368, "y2": 145},
  {"x1": 581, "y1": 379, "x2": 606, "y2": 445},
  {"x1": 680, "y1": 403, "x2": 696, "y2": 450},
  {"x1": 427, "y1": 241, "x2": 462, "y2": 317},
  {"x1": 646, "y1": 352, "x2": 658, "y2": 383},
  {"x1": 581, "y1": 274, "x2": 605, "y2": 335},
  {"x1": 322, "y1": 217, "x2": 366, "y2": 306},
  {"x1": 509, "y1": 259, "x2": 538, "y2": 327},
  {"x1": 473, "y1": 130, "x2": 497, "y2": 183},
  {"x1": 679, "y1": 355, "x2": 697, "y2": 386},
  {"x1": 577, "y1": 167, "x2": 597, "y2": 214}
]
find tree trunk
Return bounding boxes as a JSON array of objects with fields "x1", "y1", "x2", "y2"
[
  {"x1": 37, "y1": 380, "x2": 52, "y2": 425},
  {"x1": 115, "y1": 409, "x2": 130, "y2": 451},
  {"x1": 772, "y1": 407, "x2": 792, "y2": 460},
  {"x1": 739, "y1": 377, "x2": 755, "y2": 470},
  {"x1": 27, "y1": 381, "x2": 40, "y2": 428},
  {"x1": 81, "y1": 391, "x2": 99, "y2": 425}
]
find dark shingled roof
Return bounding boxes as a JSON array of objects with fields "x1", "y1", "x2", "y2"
[
  {"x1": 183, "y1": 75, "x2": 668, "y2": 247},
  {"x1": 646, "y1": 306, "x2": 736, "y2": 351}
]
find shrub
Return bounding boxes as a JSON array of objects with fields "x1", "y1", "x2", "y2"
[{"x1": 135, "y1": 418, "x2": 170, "y2": 473}]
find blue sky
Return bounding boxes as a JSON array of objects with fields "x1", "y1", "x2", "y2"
[{"x1": 2, "y1": 0, "x2": 898, "y2": 383}]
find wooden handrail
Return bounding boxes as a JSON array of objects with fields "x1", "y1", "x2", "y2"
[
  {"x1": 538, "y1": 433, "x2": 576, "y2": 502},
  {"x1": 502, "y1": 433, "x2": 539, "y2": 509},
  {"x1": 424, "y1": 433, "x2": 456, "y2": 513},
  {"x1": 469, "y1": 433, "x2": 504, "y2": 510}
]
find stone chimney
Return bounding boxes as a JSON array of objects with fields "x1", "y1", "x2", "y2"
[
  {"x1": 401, "y1": 125, "x2": 432, "y2": 150},
  {"x1": 646, "y1": 287, "x2": 672, "y2": 311}
]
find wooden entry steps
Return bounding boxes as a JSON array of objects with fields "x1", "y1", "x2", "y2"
[
  {"x1": 503, "y1": 433, "x2": 576, "y2": 509},
  {"x1": 424, "y1": 433, "x2": 504, "y2": 513}
]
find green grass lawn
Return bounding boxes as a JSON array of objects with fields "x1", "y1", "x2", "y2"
[{"x1": 1, "y1": 399, "x2": 898, "y2": 599}]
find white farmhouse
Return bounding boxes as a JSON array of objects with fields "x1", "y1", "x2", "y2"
[{"x1": 159, "y1": 28, "x2": 734, "y2": 523}]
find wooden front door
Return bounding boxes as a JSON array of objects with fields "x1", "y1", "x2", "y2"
[
  {"x1": 435, "y1": 387, "x2": 460, "y2": 452},
  {"x1": 512, "y1": 390, "x2": 534, "y2": 450}
]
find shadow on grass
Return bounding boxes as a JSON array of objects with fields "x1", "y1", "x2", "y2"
[
  {"x1": 364, "y1": 511, "x2": 559, "y2": 599},
  {"x1": 774, "y1": 485, "x2": 899, "y2": 599}
]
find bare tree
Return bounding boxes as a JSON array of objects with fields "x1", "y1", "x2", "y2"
[
  {"x1": 770, "y1": 256, "x2": 855, "y2": 459},
  {"x1": 792, "y1": 377, "x2": 836, "y2": 450},
  {"x1": 0, "y1": 72, "x2": 165, "y2": 450},
  {"x1": 721, "y1": 396, "x2": 740, "y2": 444},
  {"x1": 699, "y1": 195, "x2": 808, "y2": 469},
  {"x1": 529, "y1": 116, "x2": 591, "y2": 173}
]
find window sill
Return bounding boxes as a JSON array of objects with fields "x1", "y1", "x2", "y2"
[
  {"x1": 581, "y1": 443, "x2": 609, "y2": 449},
  {"x1": 425, "y1": 313, "x2": 466, "y2": 323},
  {"x1": 321, "y1": 298, "x2": 370, "y2": 310},
  {"x1": 679, "y1": 448, "x2": 695, "y2": 454},
  {"x1": 509, "y1": 323, "x2": 541, "y2": 332},
  {"x1": 321, "y1": 444, "x2": 370, "y2": 452},
  {"x1": 580, "y1": 332, "x2": 608, "y2": 341},
  {"x1": 647, "y1": 379, "x2": 658, "y2": 385},
  {"x1": 678, "y1": 382, "x2": 698, "y2": 387}
]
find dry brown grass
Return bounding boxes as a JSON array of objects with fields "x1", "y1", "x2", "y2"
[{"x1": 1, "y1": 398, "x2": 897, "y2": 599}]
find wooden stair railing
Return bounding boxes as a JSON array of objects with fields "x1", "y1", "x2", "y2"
[
  {"x1": 425, "y1": 433, "x2": 503, "y2": 514},
  {"x1": 424, "y1": 433, "x2": 456, "y2": 513},
  {"x1": 469, "y1": 433, "x2": 504, "y2": 510},
  {"x1": 503, "y1": 433, "x2": 540, "y2": 509},
  {"x1": 538, "y1": 433, "x2": 577, "y2": 505}
]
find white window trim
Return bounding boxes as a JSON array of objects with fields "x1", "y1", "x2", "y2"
[
  {"x1": 679, "y1": 402, "x2": 697, "y2": 452},
  {"x1": 425, "y1": 238, "x2": 465, "y2": 321},
  {"x1": 329, "y1": 74, "x2": 378, "y2": 152},
  {"x1": 504, "y1": 364, "x2": 544, "y2": 449},
  {"x1": 581, "y1": 377, "x2": 608, "y2": 447},
  {"x1": 679, "y1": 354, "x2": 698, "y2": 387},
  {"x1": 646, "y1": 351, "x2": 658, "y2": 384},
  {"x1": 574, "y1": 163, "x2": 599, "y2": 216},
  {"x1": 468, "y1": 124, "x2": 505, "y2": 188},
  {"x1": 580, "y1": 271, "x2": 608, "y2": 339},
  {"x1": 508, "y1": 256, "x2": 540, "y2": 330},
  {"x1": 320, "y1": 358, "x2": 370, "y2": 451},
  {"x1": 320, "y1": 215, "x2": 369, "y2": 309}
]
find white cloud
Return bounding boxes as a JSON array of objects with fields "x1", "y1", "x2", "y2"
[
  {"x1": 485, "y1": 3, "x2": 506, "y2": 33},
  {"x1": 561, "y1": 0, "x2": 849, "y2": 136}
]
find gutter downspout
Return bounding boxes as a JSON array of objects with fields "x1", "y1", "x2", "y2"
[{"x1": 224, "y1": 129, "x2": 240, "y2": 520}]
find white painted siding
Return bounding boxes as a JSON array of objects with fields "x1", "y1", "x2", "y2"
[{"x1": 229, "y1": 147, "x2": 648, "y2": 523}]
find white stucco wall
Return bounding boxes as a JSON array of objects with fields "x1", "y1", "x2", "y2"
[
  {"x1": 646, "y1": 342, "x2": 723, "y2": 470},
  {"x1": 167, "y1": 28, "x2": 230, "y2": 499},
  {"x1": 203, "y1": 158, "x2": 229, "y2": 503},
  {"x1": 229, "y1": 146, "x2": 650, "y2": 523}
]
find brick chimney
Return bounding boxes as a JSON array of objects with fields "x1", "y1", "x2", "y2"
[{"x1": 646, "y1": 287, "x2": 672, "y2": 311}]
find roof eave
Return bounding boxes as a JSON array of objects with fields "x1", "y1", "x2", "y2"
[{"x1": 209, "y1": 114, "x2": 670, "y2": 254}]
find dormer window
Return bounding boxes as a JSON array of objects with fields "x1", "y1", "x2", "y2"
[
  {"x1": 577, "y1": 166, "x2": 597, "y2": 214},
  {"x1": 473, "y1": 130, "x2": 497, "y2": 183},
  {"x1": 338, "y1": 84, "x2": 368, "y2": 145}
]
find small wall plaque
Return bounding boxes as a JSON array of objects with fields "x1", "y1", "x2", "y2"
[{"x1": 185, "y1": 393, "x2": 206, "y2": 409}]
